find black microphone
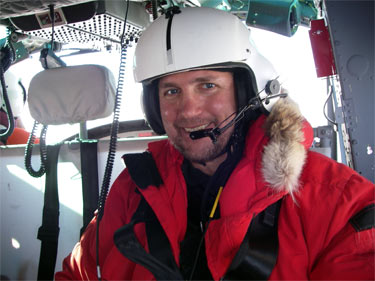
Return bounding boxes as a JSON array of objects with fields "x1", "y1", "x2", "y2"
[
  {"x1": 190, "y1": 127, "x2": 221, "y2": 143},
  {"x1": 189, "y1": 111, "x2": 238, "y2": 143}
]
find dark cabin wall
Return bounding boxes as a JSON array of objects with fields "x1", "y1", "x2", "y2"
[{"x1": 325, "y1": 0, "x2": 374, "y2": 182}]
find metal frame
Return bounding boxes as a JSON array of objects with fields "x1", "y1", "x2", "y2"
[{"x1": 324, "y1": 0, "x2": 374, "y2": 182}]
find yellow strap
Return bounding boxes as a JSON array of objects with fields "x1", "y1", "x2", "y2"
[{"x1": 209, "y1": 186, "x2": 223, "y2": 219}]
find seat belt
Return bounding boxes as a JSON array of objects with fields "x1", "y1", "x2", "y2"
[
  {"x1": 37, "y1": 144, "x2": 62, "y2": 281},
  {"x1": 79, "y1": 141, "x2": 99, "y2": 236},
  {"x1": 37, "y1": 141, "x2": 100, "y2": 279}
]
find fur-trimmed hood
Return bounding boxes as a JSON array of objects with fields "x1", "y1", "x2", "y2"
[{"x1": 261, "y1": 97, "x2": 313, "y2": 196}]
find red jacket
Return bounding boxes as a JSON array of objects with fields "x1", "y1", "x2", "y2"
[{"x1": 56, "y1": 98, "x2": 375, "y2": 280}]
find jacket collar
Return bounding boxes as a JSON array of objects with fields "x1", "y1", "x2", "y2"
[{"x1": 259, "y1": 97, "x2": 313, "y2": 197}]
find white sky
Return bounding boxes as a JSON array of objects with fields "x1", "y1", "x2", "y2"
[
  {"x1": 250, "y1": 27, "x2": 328, "y2": 126},
  {"x1": 6, "y1": 25, "x2": 328, "y2": 144}
]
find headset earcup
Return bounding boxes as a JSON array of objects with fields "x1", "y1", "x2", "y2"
[
  {"x1": 142, "y1": 81, "x2": 166, "y2": 135},
  {"x1": 233, "y1": 68, "x2": 261, "y2": 121},
  {"x1": 265, "y1": 79, "x2": 281, "y2": 96},
  {"x1": 260, "y1": 79, "x2": 282, "y2": 112}
]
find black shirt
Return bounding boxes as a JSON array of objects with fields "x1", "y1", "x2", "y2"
[
  {"x1": 179, "y1": 123, "x2": 248, "y2": 280},
  {"x1": 180, "y1": 159, "x2": 213, "y2": 280}
]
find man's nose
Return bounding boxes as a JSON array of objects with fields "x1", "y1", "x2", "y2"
[{"x1": 178, "y1": 91, "x2": 203, "y2": 118}]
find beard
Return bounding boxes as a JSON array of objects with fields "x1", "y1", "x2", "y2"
[{"x1": 171, "y1": 127, "x2": 233, "y2": 163}]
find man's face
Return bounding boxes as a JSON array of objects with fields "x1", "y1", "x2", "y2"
[{"x1": 158, "y1": 70, "x2": 237, "y2": 164}]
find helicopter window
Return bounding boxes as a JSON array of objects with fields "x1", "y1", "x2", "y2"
[{"x1": 250, "y1": 26, "x2": 327, "y2": 128}]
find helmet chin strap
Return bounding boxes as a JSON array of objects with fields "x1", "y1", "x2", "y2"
[{"x1": 190, "y1": 81, "x2": 287, "y2": 144}]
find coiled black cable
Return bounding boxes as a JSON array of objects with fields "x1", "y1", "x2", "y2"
[
  {"x1": 151, "y1": 0, "x2": 158, "y2": 20},
  {"x1": 97, "y1": 46, "x2": 127, "y2": 218},
  {"x1": 24, "y1": 121, "x2": 48, "y2": 178},
  {"x1": 96, "y1": 1, "x2": 130, "y2": 279},
  {"x1": 97, "y1": 0, "x2": 129, "y2": 222}
]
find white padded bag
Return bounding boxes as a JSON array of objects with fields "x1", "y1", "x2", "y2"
[{"x1": 28, "y1": 64, "x2": 116, "y2": 125}]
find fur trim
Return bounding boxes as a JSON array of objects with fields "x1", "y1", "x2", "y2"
[{"x1": 262, "y1": 97, "x2": 307, "y2": 197}]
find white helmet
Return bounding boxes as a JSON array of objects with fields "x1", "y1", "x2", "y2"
[{"x1": 134, "y1": 7, "x2": 280, "y2": 134}]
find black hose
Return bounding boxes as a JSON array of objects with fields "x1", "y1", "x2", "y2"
[
  {"x1": 151, "y1": 0, "x2": 158, "y2": 20},
  {"x1": 24, "y1": 121, "x2": 48, "y2": 178}
]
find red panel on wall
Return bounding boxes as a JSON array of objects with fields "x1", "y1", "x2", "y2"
[{"x1": 309, "y1": 19, "x2": 337, "y2": 78}]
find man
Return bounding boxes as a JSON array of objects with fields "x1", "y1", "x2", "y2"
[{"x1": 56, "y1": 7, "x2": 374, "y2": 280}]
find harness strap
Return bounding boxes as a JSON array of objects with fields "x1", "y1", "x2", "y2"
[
  {"x1": 114, "y1": 196, "x2": 183, "y2": 280},
  {"x1": 37, "y1": 144, "x2": 62, "y2": 281},
  {"x1": 114, "y1": 152, "x2": 182, "y2": 280},
  {"x1": 79, "y1": 141, "x2": 99, "y2": 236},
  {"x1": 124, "y1": 151, "x2": 163, "y2": 189},
  {"x1": 224, "y1": 199, "x2": 282, "y2": 280}
]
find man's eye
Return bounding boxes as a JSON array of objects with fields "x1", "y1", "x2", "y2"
[
  {"x1": 203, "y1": 83, "x2": 215, "y2": 89},
  {"x1": 165, "y1": 88, "x2": 179, "y2": 96}
]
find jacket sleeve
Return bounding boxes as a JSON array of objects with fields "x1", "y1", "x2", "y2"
[
  {"x1": 310, "y1": 215, "x2": 374, "y2": 279},
  {"x1": 309, "y1": 174, "x2": 375, "y2": 280},
  {"x1": 55, "y1": 169, "x2": 137, "y2": 280},
  {"x1": 55, "y1": 216, "x2": 99, "y2": 280}
]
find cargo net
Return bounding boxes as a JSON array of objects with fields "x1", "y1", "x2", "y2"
[{"x1": 24, "y1": 13, "x2": 142, "y2": 49}]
